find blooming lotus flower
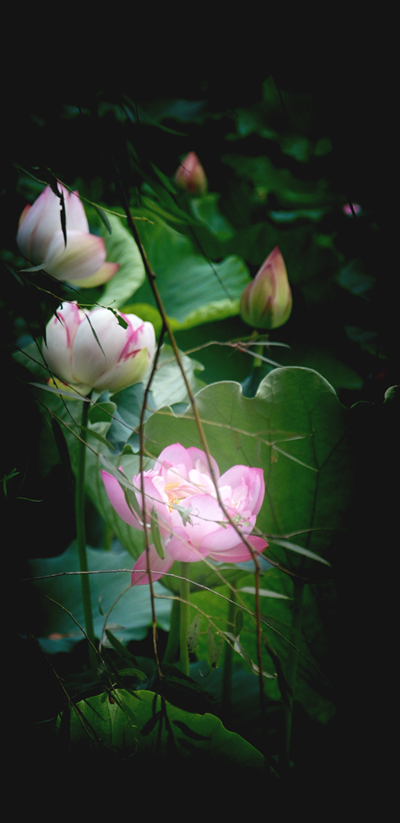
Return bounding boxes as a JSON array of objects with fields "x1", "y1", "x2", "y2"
[
  {"x1": 101, "y1": 443, "x2": 268, "y2": 585},
  {"x1": 174, "y1": 152, "x2": 208, "y2": 196},
  {"x1": 240, "y1": 246, "x2": 292, "y2": 330},
  {"x1": 17, "y1": 184, "x2": 119, "y2": 287},
  {"x1": 43, "y1": 302, "x2": 155, "y2": 395}
]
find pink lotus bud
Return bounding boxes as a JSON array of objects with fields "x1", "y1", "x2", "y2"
[
  {"x1": 43, "y1": 302, "x2": 155, "y2": 395},
  {"x1": 17, "y1": 185, "x2": 119, "y2": 287},
  {"x1": 101, "y1": 442, "x2": 268, "y2": 585},
  {"x1": 342, "y1": 203, "x2": 362, "y2": 216},
  {"x1": 174, "y1": 152, "x2": 207, "y2": 195},
  {"x1": 240, "y1": 246, "x2": 292, "y2": 330}
]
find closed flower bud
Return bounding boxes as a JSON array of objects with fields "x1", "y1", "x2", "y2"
[
  {"x1": 43, "y1": 302, "x2": 155, "y2": 395},
  {"x1": 174, "y1": 152, "x2": 207, "y2": 195},
  {"x1": 240, "y1": 246, "x2": 292, "y2": 330},
  {"x1": 17, "y1": 185, "x2": 119, "y2": 287}
]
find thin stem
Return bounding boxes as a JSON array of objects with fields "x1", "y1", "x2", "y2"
[
  {"x1": 102, "y1": 522, "x2": 113, "y2": 551},
  {"x1": 254, "y1": 558, "x2": 266, "y2": 719},
  {"x1": 138, "y1": 325, "x2": 166, "y2": 677},
  {"x1": 75, "y1": 396, "x2": 97, "y2": 675},
  {"x1": 282, "y1": 578, "x2": 305, "y2": 769},
  {"x1": 162, "y1": 597, "x2": 180, "y2": 664},
  {"x1": 179, "y1": 563, "x2": 190, "y2": 676},
  {"x1": 221, "y1": 590, "x2": 236, "y2": 716},
  {"x1": 252, "y1": 339, "x2": 264, "y2": 369}
]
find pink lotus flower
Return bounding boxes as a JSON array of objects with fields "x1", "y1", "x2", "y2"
[
  {"x1": 240, "y1": 246, "x2": 292, "y2": 330},
  {"x1": 101, "y1": 443, "x2": 268, "y2": 584},
  {"x1": 43, "y1": 302, "x2": 155, "y2": 395},
  {"x1": 17, "y1": 184, "x2": 119, "y2": 287},
  {"x1": 174, "y1": 152, "x2": 208, "y2": 196}
]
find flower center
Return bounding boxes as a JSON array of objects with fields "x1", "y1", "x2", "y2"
[{"x1": 164, "y1": 481, "x2": 185, "y2": 511}]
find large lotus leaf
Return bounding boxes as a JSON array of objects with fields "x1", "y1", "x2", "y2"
[
  {"x1": 27, "y1": 541, "x2": 171, "y2": 652},
  {"x1": 142, "y1": 367, "x2": 354, "y2": 571},
  {"x1": 273, "y1": 342, "x2": 363, "y2": 391},
  {"x1": 189, "y1": 569, "x2": 337, "y2": 722},
  {"x1": 222, "y1": 154, "x2": 333, "y2": 208},
  {"x1": 190, "y1": 193, "x2": 235, "y2": 241},
  {"x1": 150, "y1": 344, "x2": 205, "y2": 408},
  {"x1": 63, "y1": 688, "x2": 265, "y2": 771},
  {"x1": 129, "y1": 209, "x2": 250, "y2": 329}
]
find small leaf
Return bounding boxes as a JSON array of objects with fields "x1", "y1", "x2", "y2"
[
  {"x1": 116, "y1": 314, "x2": 128, "y2": 330},
  {"x1": 239, "y1": 586, "x2": 290, "y2": 599},
  {"x1": 45, "y1": 169, "x2": 62, "y2": 198},
  {"x1": 225, "y1": 632, "x2": 276, "y2": 679},
  {"x1": 85, "y1": 313, "x2": 105, "y2": 358},
  {"x1": 20, "y1": 264, "x2": 47, "y2": 273},
  {"x1": 105, "y1": 629, "x2": 136, "y2": 662},
  {"x1": 99, "y1": 457, "x2": 142, "y2": 512},
  {"x1": 2, "y1": 468, "x2": 19, "y2": 497},
  {"x1": 150, "y1": 162, "x2": 178, "y2": 195},
  {"x1": 88, "y1": 401, "x2": 117, "y2": 425},
  {"x1": 118, "y1": 668, "x2": 147, "y2": 681},
  {"x1": 175, "y1": 505, "x2": 193, "y2": 526},
  {"x1": 124, "y1": 487, "x2": 142, "y2": 520},
  {"x1": 79, "y1": 427, "x2": 115, "y2": 450},
  {"x1": 60, "y1": 188, "x2": 67, "y2": 248},
  {"x1": 29, "y1": 381, "x2": 85, "y2": 400},
  {"x1": 269, "y1": 539, "x2": 331, "y2": 566}
]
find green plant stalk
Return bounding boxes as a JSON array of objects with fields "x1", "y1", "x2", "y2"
[
  {"x1": 75, "y1": 397, "x2": 97, "y2": 675},
  {"x1": 102, "y1": 522, "x2": 113, "y2": 551},
  {"x1": 163, "y1": 598, "x2": 180, "y2": 664},
  {"x1": 221, "y1": 591, "x2": 236, "y2": 716},
  {"x1": 138, "y1": 326, "x2": 166, "y2": 677},
  {"x1": 179, "y1": 563, "x2": 190, "y2": 676},
  {"x1": 282, "y1": 578, "x2": 305, "y2": 768},
  {"x1": 253, "y1": 340, "x2": 264, "y2": 369}
]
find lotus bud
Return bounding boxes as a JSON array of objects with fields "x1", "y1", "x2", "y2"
[
  {"x1": 240, "y1": 246, "x2": 292, "y2": 330},
  {"x1": 17, "y1": 184, "x2": 119, "y2": 287},
  {"x1": 43, "y1": 302, "x2": 155, "y2": 395},
  {"x1": 342, "y1": 203, "x2": 362, "y2": 216},
  {"x1": 174, "y1": 152, "x2": 207, "y2": 196}
]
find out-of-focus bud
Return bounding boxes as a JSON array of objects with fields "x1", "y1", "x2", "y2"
[
  {"x1": 240, "y1": 246, "x2": 292, "y2": 330},
  {"x1": 43, "y1": 302, "x2": 155, "y2": 395},
  {"x1": 174, "y1": 152, "x2": 207, "y2": 195},
  {"x1": 342, "y1": 203, "x2": 362, "y2": 216},
  {"x1": 17, "y1": 184, "x2": 119, "y2": 287}
]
